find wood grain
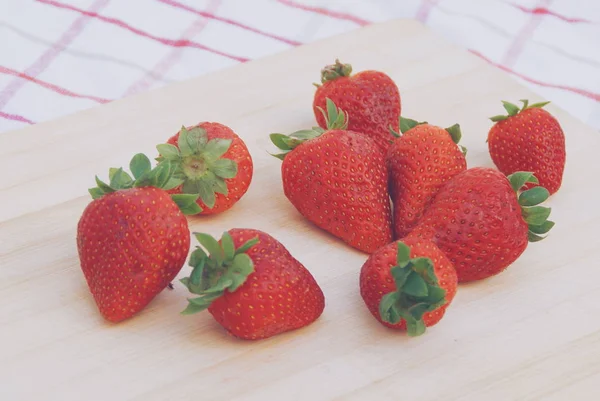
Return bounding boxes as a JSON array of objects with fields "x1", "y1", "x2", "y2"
[{"x1": 1, "y1": 19, "x2": 599, "y2": 401}]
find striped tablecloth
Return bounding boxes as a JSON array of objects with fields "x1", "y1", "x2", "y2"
[{"x1": 1, "y1": 0, "x2": 598, "y2": 133}]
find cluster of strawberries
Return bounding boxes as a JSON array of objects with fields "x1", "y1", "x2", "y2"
[{"x1": 76, "y1": 59, "x2": 566, "y2": 340}]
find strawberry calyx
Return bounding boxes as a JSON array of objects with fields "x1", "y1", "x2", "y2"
[
  {"x1": 319, "y1": 59, "x2": 352, "y2": 84},
  {"x1": 379, "y1": 241, "x2": 447, "y2": 337},
  {"x1": 392, "y1": 117, "x2": 467, "y2": 155},
  {"x1": 156, "y1": 126, "x2": 238, "y2": 210},
  {"x1": 508, "y1": 172, "x2": 555, "y2": 242},
  {"x1": 88, "y1": 153, "x2": 201, "y2": 215},
  {"x1": 180, "y1": 232, "x2": 259, "y2": 314},
  {"x1": 490, "y1": 99, "x2": 551, "y2": 122},
  {"x1": 270, "y1": 98, "x2": 347, "y2": 160}
]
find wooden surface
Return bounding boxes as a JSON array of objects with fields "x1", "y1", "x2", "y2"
[{"x1": 1, "y1": 19, "x2": 599, "y2": 401}]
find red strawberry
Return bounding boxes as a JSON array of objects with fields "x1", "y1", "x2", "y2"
[
  {"x1": 387, "y1": 118, "x2": 467, "y2": 239},
  {"x1": 270, "y1": 99, "x2": 392, "y2": 253},
  {"x1": 313, "y1": 59, "x2": 401, "y2": 153},
  {"x1": 180, "y1": 229, "x2": 325, "y2": 340},
  {"x1": 488, "y1": 99, "x2": 566, "y2": 194},
  {"x1": 360, "y1": 237, "x2": 457, "y2": 336},
  {"x1": 156, "y1": 122, "x2": 253, "y2": 215},
  {"x1": 77, "y1": 154, "x2": 201, "y2": 322},
  {"x1": 408, "y1": 167, "x2": 554, "y2": 282}
]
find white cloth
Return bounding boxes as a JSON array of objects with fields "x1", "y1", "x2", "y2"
[{"x1": 1, "y1": 0, "x2": 598, "y2": 133}]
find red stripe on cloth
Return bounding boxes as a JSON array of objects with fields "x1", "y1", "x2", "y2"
[
  {"x1": 471, "y1": 50, "x2": 600, "y2": 102},
  {"x1": 0, "y1": 0, "x2": 110, "y2": 110},
  {"x1": 276, "y1": 0, "x2": 370, "y2": 26},
  {"x1": 36, "y1": 0, "x2": 249, "y2": 62},
  {"x1": 416, "y1": 0, "x2": 441, "y2": 23},
  {"x1": 510, "y1": 3, "x2": 592, "y2": 24},
  {"x1": 502, "y1": 0, "x2": 553, "y2": 67},
  {"x1": 123, "y1": 0, "x2": 223, "y2": 97},
  {"x1": 0, "y1": 111, "x2": 35, "y2": 125},
  {"x1": 159, "y1": 0, "x2": 302, "y2": 46},
  {"x1": 0, "y1": 65, "x2": 111, "y2": 104}
]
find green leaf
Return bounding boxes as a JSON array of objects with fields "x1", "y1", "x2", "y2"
[
  {"x1": 445, "y1": 123, "x2": 462, "y2": 144},
  {"x1": 204, "y1": 138, "x2": 232, "y2": 160},
  {"x1": 221, "y1": 232, "x2": 235, "y2": 260},
  {"x1": 522, "y1": 206, "x2": 551, "y2": 226},
  {"x1": 396, "y1": 242, "x2": 411, "y2": 265},
  {"x1": 502, "y1": 101, "x2": 520, "y2": 116},
  {"x1": 235, "y1": 237, "x2": 259, "y2": 254},
  {"x1": 95, "y1": 176, "x2": 114, "y2": 194},
  {"x1": 213, "y1": 178, "x2": 229, "y2": 196},
  {"x1": 379, "y1": 292, "x2": 401, "y2": 324},
  {"x1": 181, "y1": 300, "x2": 210, "y2": 315},
  {"x1": 147, "y1": 161, "x2": 172, "y2": 188},
  {"x1": 188, "y1": 247, "x2": 208, "y2": 268},
  {"x1": 270, "y1": 152, "x2": 287, "y2": 161},
  {"x1": 197, "y1": 178, "x2": 216, "y2": 209},
  {"x1": 289, "y1": 129, "x2": 322, "y2": 140},
  {"x1": 156, "y1": 144, "x2": 181, "y2": 161},
  {"x1": 187, "y1": 257, "x2": 206, "y2": 293},
  {"x1": 195, "y1": 233, "x2": 224, "y2": 264},
  {"x1": 519, "y1": 187, "x2": 550, "y2": 206},
  {"x1": 88, "y1": 187, "x2": 104, "y2": 199},
  {"x1": 270, "y1": 133, "x2": 293, "y2": 150},
  {"x1": 212, "y1": 159, "x2": 238, "y2": 179},
  {"x1": 177, "y1": 126, "x2": 194, "y2": 156},
  {"x1": 529, "y1": 220, "x2": 555, "y2": 235},
  {"x1": 390, "y1": 265, "x2": 411, "y2": 289},
  {"x1": 171, "y1": 193, "x2": 199, "y2": 208},
  {"x1": 508, "y1": 172, "x2": 537, "y2": 192},
  {"x1": 490, "y1": 115, "x2": 508, "y2": 122},
  {"x1": 529, "y1": 101, "x2": 550, "y2": 109},
  {"x1": 406, "y1": 317, "x2": 426, "y2": 337},
  {"x1": 519, "y1": 99, "x2": 529, "y2": 110},
  {"x1": 182, "y1": 179, "x2": 201, "y2": 194},
  {"x1": 163, "y1": 177, "x2": 184, "y2": 191},
  {"x1": 180, "y1": 293, "x2": 222, "y2": 315},
  {"x1": 203, "y1": 276, "x2": 233, "y2": 294},
  {"x1": 423, "y1": 285, "x2": 447, "y2": 307},
  {"x1": 326, "y1": 98, "x2": 338, "y2": 125},
  {"x1": 528, "y1": 231, "x2": 546, "y2": 242},
  {"x1": 179, "y1": 202, "x2": 202, "y2": 215},
  {"x1": 399, "y1": 117, "x2": 423, "y2": 134},
  {"x1": 411, "y1": 257, "x2": 436, "y2": 283},
  {"x1": 229, "y1": 253, "x2": 254, "y2": 291},
  {"x1": 109, "y1": 168, "x2": 133, "y2": 189},
  {"x1": 403, "y1": 273, "x2": 429, "y2": 297},
  {"x1": 130, "y1": 153, "x2": 152, "y2": 179}
]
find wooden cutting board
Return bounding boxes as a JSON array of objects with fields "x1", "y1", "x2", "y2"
[{"x1": 1, "y1": 19, "x2": 598, "y2": 401}]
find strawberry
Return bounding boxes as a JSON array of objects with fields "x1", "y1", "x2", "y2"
[
  {"x1": 180, "y1": 229, "x2": 325, "y2": 340},
  {"x1": 408, "y1": 167, "x2": 554, "y2": 282},
  {"x1": 270, "y1": 99, "x2": 393, "y2": 253},
  {"x1": 360, "y1": 237, "x2": 457, "y2": 336},
  {"x1": 387, "y1": 118, "x2": 467, "y2": 239},
  {"x1": 488, "y1": 99, "x2": 566, "y2": 194},
  {"x1": 313, "y1": 59, "x2": 401, "y2": 153},
  {"x1": 156, "y1": 122, "x2": 253, "y2": 215},
  {"x1": 77, "y1": 154, "x2": 201, "y2": 322}
]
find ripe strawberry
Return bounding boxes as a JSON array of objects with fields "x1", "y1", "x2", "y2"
[
  {"x1": 388, "y1": 118, "x2": 467, "y2": 239},
  {"x1": 270, "y1": 99, "x2": 392, "y2": 253},
  {"x1": 360, "y1": 237, "x2": 457, "y2": 336},
  {"x1": 77, "y1": 154, "x2": 201, "y2": 322},
  {"x1": 180, "y1": 229, "x2": 325, "y2": 340},
  {"x1": 408, "y1": 167, "x2": 554, "y2": 282},
  {"x1": 156, "y1": 122, "x2": 253, "y2": 215},
  {"x1": 488, "y1": 99, "x2": 566, "y2": 194},
  {"x1": 313, "y1": 59, "x2": 401, "y2": 153}
]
